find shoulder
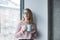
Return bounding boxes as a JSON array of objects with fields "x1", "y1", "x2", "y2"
[
  {"x1": 32, "y1": 22, "x2": 36, "y2": 25},
  {"x1": 18, "y1": 20, "x2": 23, "y2": 25},
  {"x1": 32, "y1": 23, "x2": 36, "y2": 27},
  {"x1": 32, "y1": 23, "x2": 36, "y2": 29}
]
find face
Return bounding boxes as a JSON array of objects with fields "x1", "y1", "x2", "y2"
[{"x1": 23, "y1": 10, "x2": 30, "y2": 19}]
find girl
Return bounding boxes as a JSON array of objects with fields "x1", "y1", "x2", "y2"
[{"x1": 15, "y1": 8, "x2": 37, "y2": 40}]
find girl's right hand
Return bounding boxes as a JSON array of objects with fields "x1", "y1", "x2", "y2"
[{"x1": 21, "y1": 25, "x2": 26, "y2": 32}]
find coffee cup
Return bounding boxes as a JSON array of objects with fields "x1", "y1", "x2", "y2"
[{"x1": 27, "y1": 24, "x2": 32, "y2": 32}]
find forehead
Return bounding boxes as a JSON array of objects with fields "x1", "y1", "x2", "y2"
[
  {"x1": 24, "y1": 10, "x2": 30, "y2": 14},
  {"x1": 24, "y1": 12, "x2": 30, "y2": 15},
  {"x1": 24, "y1": 10, "x2": 28, "y2": 12}
]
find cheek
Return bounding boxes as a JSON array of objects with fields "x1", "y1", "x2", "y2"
[
  {"x1": 23, "y1": 15, "x2": 26, "y2": 18},
  {"x1": 24, "y1": 14, "x2": 30, "y2": 18}
]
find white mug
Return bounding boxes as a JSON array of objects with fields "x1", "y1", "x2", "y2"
[{"x1": 27, "y1": 24, "x2": 32, "y2": 32}]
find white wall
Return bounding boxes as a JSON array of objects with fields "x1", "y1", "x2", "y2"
[{"x1": 24, "y1": 0, "x2": 48, "y2": 40}]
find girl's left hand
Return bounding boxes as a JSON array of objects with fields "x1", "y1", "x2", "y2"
[{"x1": 30, "y1": 29, "x2": 36, "y2": 34}]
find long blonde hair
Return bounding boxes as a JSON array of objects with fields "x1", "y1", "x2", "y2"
[{"x1": 22, "y1": 8, "x2": 34, "y2": 24}]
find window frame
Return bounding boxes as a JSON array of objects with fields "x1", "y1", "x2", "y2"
[{"x1": 20, "y1": 0, "x2": 24, "y2": 20}]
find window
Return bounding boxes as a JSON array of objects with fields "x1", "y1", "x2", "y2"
[
  {"x1": 0, "y1": 0, "x2": 24, "y2": 40},
  {"x1": 0, "y1": 0, "x2": 20, "y2": 9}
]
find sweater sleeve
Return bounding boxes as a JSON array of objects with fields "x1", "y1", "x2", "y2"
[
  {"x1": 32, "y1": 23, "x2": 37, "y2": 38},
  {"x1": 32, "y1": 23, "x2": 36, "y2": 32},
  {"x1": 15, "y1": 21, "x2": 23, "y2": 38}
]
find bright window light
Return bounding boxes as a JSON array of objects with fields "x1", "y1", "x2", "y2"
[{"x1": 0, "y1": 0, "x2": 20, "y2": 9}]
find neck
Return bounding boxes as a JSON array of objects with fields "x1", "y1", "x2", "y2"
[{"x1": 24, "y1": 19, "x2": 30, "y2": 24}]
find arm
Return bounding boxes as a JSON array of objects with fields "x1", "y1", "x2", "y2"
[
  {"x1": 31, "y1": 24, "x2": 37, "y2": 38},
  {"x1": 15, "y1": 22, "x2": 23, "y2": 38},
  {"x1": 15, "y1": 23, "x2": 21, "y2": 33},
  {"x1": 30, "y1": 24, "x2": 36, "y2": 34}
]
